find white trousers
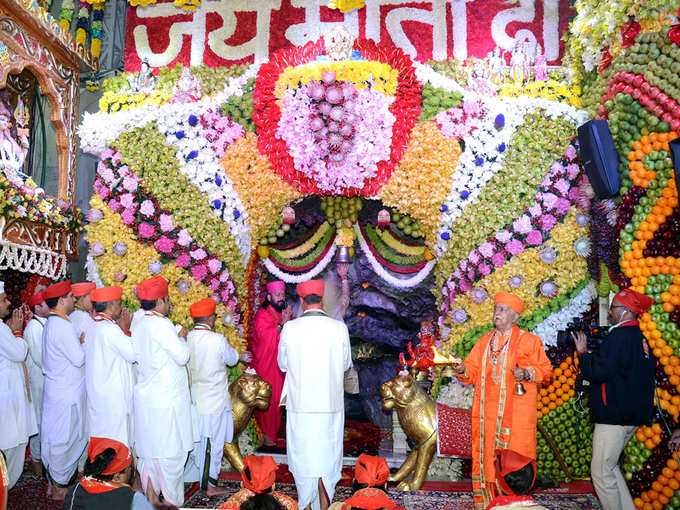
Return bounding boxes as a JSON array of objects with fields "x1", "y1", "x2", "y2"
[
  {"x1": 2, "y1": 442, "x2": 27, "y2": 489},
  {"x1": 185, "y1": 410, "x2": 233, "y2": 487},
  {"x1": 138, "y1": 453, "x2": 188, "y2": 507},
  {"x1": 591, "y1": 423, "x2": 636, "y2": 510}
]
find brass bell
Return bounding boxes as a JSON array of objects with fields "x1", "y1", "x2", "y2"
[{"x1": 514, "y1": 364, "x2": 526, "y2": 396}]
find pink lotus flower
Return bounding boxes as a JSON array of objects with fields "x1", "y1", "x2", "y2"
[
  {"x1": 506, "y1": 239, "x2": 524, "y2": 256},
  {"x1": 554, "y1": 178, "x2": 570, "y2": 196},
  {"x1": 177, "y1": 229, "x2": 192, "y2": 246},
  {"x1": 159, "y1": 214, "x2": 174, "y2": 232},
  {"x1": 528, "y1": 204, "x2": 542, "y2": 217},
  {"x1": 491, "y1": 252, "x2": 505, "y2": 268},
  {"x1": 191, "y1": 264, "x2": 208, "y2": 281},
  {"x1": 122, "y1": 176, "x2": 138, "y2": 192},
  {"x1": 112, "y1": 152, "x2": 122, "y2": 165},
  {"x1": 566, "y1": 163, "x2": 580, "y2": 180},
  {"x1": 526, "y1": 230, "x2": 543, "y2": 245},
  {"x1": 155, "y1": 236, "x2": 175, "y2": 254},
  {"x1": 99, "y1": 167, "x2": 115, "y2": 183},
  {"x1": 541, "y1": 193, "x2": 558, "y2": 210},
  {"x1": 138, "y1": 222, "x2": 156, "y2": 238},
  {"x1": 565, "y1": 144, "x2": 577, "y2": 160},
  {"x1": 175, "y1": 254, "x2": 191, "y2": 267},
  {"x1": 496, "y1": 230, "x2": 512, "y2": 243}
]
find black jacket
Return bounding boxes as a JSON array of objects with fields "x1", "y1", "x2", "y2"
[{"x1": 579, "y1": 325, "x2": 655, "y2": 426}]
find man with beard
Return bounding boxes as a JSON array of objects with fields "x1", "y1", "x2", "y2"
[{"x1": 251, "y1": 281, "x2": 291, "y2": 448}]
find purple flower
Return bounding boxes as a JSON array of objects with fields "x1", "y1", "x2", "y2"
[
  {"x1": 159, "y1": 214, "x2": 174, "y2": 232},
  {"x1": 554, "y1": 198, "x2": 571, "y2": 214},
  {"x1": 491, "y1": 252, "x2": 505, "y2": 267},
  {"x1": 114, "y1": 272, "x2": 126, "y2": 282},
  {"x1": 208, "y1": 258, "x2": 221, "y2": 274},
  {"x1": 138, "y1": 222, "x2": 156, "y2": 238},
  {"x1": 149, "y1": 261, "x2": 162, "y2": 275},
  {"x1": 479, "y1": 242, "x2": 494, "y2": 258},
  {"x1": 90, "y1": 242, "x2": 105, "y2": 256},
  {"x1": 506, "y1": 239, "x2": 524, "y2": 256},
  {"x1": 120, "y1": 193, "x2": 135, "y2": 209},
  {"x1": 175, "y1": 279, "x2": 191, "y2": 293},
  {"x1": 155, "y1": 236, "x2": 175, "y2": 254},
  {"x1": 509, "y1": 275, "x2": 523, "y2": 288},
  {"x1": 140, "y1": 200, "x2": 155, "y2": 217},
  {"x1": 108, "y1": 199, "x2": 121, "y2": 212},
  {"x1": 191, "y1": 264, "x2": 208, "y2": 281},
  {"x1": 470, "y1": 287, "x2": 488, "y2": 303},
  {"x1": 540, "y1": 247, "x2": 557, "y2": 264},
  {"x1": 526, "y1": 230, "x2": 543, "y2": 245},
  {"x1": 459, "y1": 279, "x2": 471, "y2": 292},
  {"x1": 452, "y1": 308, "x2": 468, "y2": 324},
  {"x1": 177, "y1": 229, "x2": 192, "y2": 246},
  {"x1": 87, "y1": 209, "x2": 103, "y2": 222},
  {"x1": 221, "y1": 289, "x2": 232, "y2": 303},
  {"x1": 112, "y1": 242, "x2": 128, "y2": 255},
  {"x1": 539, "y1": 281, "x2": 558, "y2": 298},
  {"x1": 540, "y1": 214, "x2": 558, "y2": 232},
  {"x1": 478, "y1": 264, "x2": 492, "y2": 276},
  {"x1": 190, "y1": 248, "x2": 207, "y2": 260},
  {"x1": 209, "y1": 278, "x2": 220, "y2": 291},
  {"x1": 121, "y1": 208, "x2": 136, "y2": 225},
  {"x1": 496, "y1": 230, "x2": 512, "y2": 243},
  {"x1": 512, "y1": 215, "x2": 532, "y2": 235},
  {"x1": 175, "y1": 254, "x2": 191, "y2": 268}
]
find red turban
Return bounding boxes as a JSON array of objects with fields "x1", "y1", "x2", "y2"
[
  {"x1": 87, "y1": 437, "x2": 132, "y2": 475},
  {"x1": 494, "y1": 291, "x2": 524, "y2": 314},
  {"x1": 355, "y1": 454, "x2": 390, "y2": 487},
  {"x1": 266, "y1": 281, "x2": 285, "y2": 294},
  {"x1": 72, "y1": 282, "x2": 96, "y2": 297},
  {"x1": 296, "y1": 279, "x2": 324, "y2": 298},
  {"x1": 136, "y1": 276, "x2": 168, "y2": 300},
  {"x1": 44, "y1": 280, "x2": 71, "y2": 299},
  {"x1": 27, "y1": 291, "x2": 45, "y2": 308},
  {"x1": 190, "y1": 298, "x2": 216, "y2": 318},
  {"x1": 241, "y1": 455, "x2": 278, "y2": 493},
  {"x1": 494, "y1": 449, "x2": 536, "y2": 496},
  {"x1": 91, "y1": 286, "x2": 123, "y2": 303},
  {"x1": 614, "y1": 289, "x2": 655, "y2": 314},
  {"x1": 343, "y1": 488, "x2": 396, "y2": 509}
]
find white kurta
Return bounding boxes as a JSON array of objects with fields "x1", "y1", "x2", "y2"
[
  {"x1": 278, "y1": 309, "x2": 351, "y2": 509},
  {"x1": 132, "y1": 311, "x2": 193, "y2": 506},
  {"x1": 85, "y1": 315, "x2": 136, "y2": 446},
  {"x1": 41, "y1": 313, "x2": 87, "y2": 485},
  {"x1": 0, "y1": 321, "x2": 38, "y2": 487},
  {"x1": 186, "y1": 326, "x2": 239, "y2": 484},
  {"x1": 23, "y1": 316, "x2": 45, "y2": 460},
  {"x1": 69, "y1": 309, "x2": 94, "y2": 341}
]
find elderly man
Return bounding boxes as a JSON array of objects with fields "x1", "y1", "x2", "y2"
[
  {"x1": 69, "y1": 282, "x2": 96, "y2": 341},
  {"x1": 41, "y1": 280, "x2": 86, "y2": 500},
  {"x1": 23, "y1": 289, "x2": 49, "y2": 475},
  {"x1": 278, "y1": 279, "x2": 352, "y2": 510},
  {"x1": 186, "y1": 297, "x2": 250, "y2": 495},
  {"x1": 85, "y1": 286, "x2": 135, "y2": 446},
  {"x1": 573, "y1": 289, "x2": 655, "y2": 510},
  {"x1": 251, "y1": 280, "x2": 291, "y2": 447},
  {"x1": 0, "y1": 280, "x2": 36, "y2": 489},
  {"x1": 453, "y1": 291, "x2": 552, "y2": 510},
  {"x1": 132, "y1": 275, "x2": 193, "y2": 507}
]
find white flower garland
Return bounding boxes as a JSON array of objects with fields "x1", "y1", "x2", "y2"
[
  {"x1": 263, "y1": 243, "x2": 337, "y2": 284},
  {"x1": 354, "y1": 224, "x2": 435, "y2": 289},
  {"x1": 0, "y1": 239, "x2": 67, "y2": 279},
  {"x1": 530, "y1": 282, "x2": 596, "y2": 347},
  {"x1": 436, "y1": 378, "x2": 474, "y2": 409}
]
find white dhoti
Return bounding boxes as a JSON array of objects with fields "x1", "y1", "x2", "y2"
[
  {"x1": 2, "y1": 442, "x2": 27, "y2": 489},
  {"x1": 186, "y1": 410, "x2": 233, "y2": 488},
  {"x1": 138, "y1": 453, "x2": 189, "y2": 507},
  {"x1": 41, "y1": 401, "x2": 87, "y2": 485},
  {"x1": 29, "y1": 434, "x2": 40, "y2": 462},
  {"x1": 287, "y1": 411, "x2": 343, "y2": 510}
]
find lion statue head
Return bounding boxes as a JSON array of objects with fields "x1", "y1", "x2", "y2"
[
  {"x1": 380, "y1": 373, "x2": 422, "y2": 410},
  {"x1": 230, "y1": 371, "x2": 272, "y2": 411}
]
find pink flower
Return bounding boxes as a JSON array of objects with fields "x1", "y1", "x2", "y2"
[
  {"x1": 479, "y1": 242, "x2": 494, "y2": 258},
  {"x1": 138, "y1": 222, "x2": 156, "y2": 238},
  {"x1": 554, "y1": 178, "x2": 570, "y2": 196},
  {"x1": 120, "y1": 193, "x2": 135, "y2": 209},
  {"x1": 459, "y1": 280, "x2": 471, "y2": 292},
  {"x1": 540, "y1": 214, "x2": 558, "y2": 232},
  {"x1": 112, "y1": 152, "x2": 122, "y2": 165},
  {"x1": 155, "y1": 236, "x2": 175, "y2": 254},
  {"x1": 99, "y1": 167, "x2": 115, "y2": 183},
  {"x1": 506, "y1": 239, "x2": 524, "y2": 256},
  {"x1": 541, "y1": 193, "x2": 558, "y2": 210},
  {"x1": 568, "y1": 187, "x2": 581, "y2": 204},
  {"x1": 526, "y1": 230, "x2": 543, "y2": 245},
  {"x1": 528, "y1": 204, "x2": 542, "y2": 217},
  {"x1": 177, "y1": 229, "x2": 192, "y2": 246},
  {"x1": 496, "y1": 230, "x2": 512, "y2": 243},
  {"x1": 190, "y1": 248, "x2": 207, "y2": 260},
  {"x1": 491, "y1": 252, "x2": 505, "y2": 267},
  {"x1": 121, "y1": 208, "x2": 136, "y2": 225},
  {"x1": 118, "y1": 165, "x2": 130, "y2": 176},
  {"x1": 191, "y1": 264, "x2": 208, "y2": 281},
  {"x1": 512, "y1": 215, "x2": 532, "y2": 235},
  {"x1": 140, "y1": 200, "x2": 155, "y2": 217},
  {"x1": 108, "y1": 199, "x2": 121, "y2": 212},
  {"x1": 159, "y1": 214, "x2": 174, "y2": 232},
  {"x1": 97, "y1": 186, "x2": 110, "y2": 200},
  {"x1": 478, "y1": 263, "x2": 492, "y2": 276},
  {"x1": 555, "y1": 198, "x2": 571, "y2": 214},
  {"x1": 467, "y1": 269, "x2": 476, "y2": 280},
  {"x1": 102, "y1": 148, "x2": 115, "y2": 160},
  {"x1": 175, "y1": 254, "x2": 191, "y2": 267},
  {"x1": 122, "y1": 176, "x2": 138, "y2": 192},
  {"x1": 468, "y1": 250, "x2": 481, "y2": 264},
  {"x1": 565, "y1": 144, "x2": 577, "y2": 161},
  {"x1": 208, "y1": 258, "x2": 221, "y2": 274},
  {"x1": 209, "y1": 278, "x2": 220, "y2": 291},
  {"x1": 221, "y1": 289, "x2": 232, "y2": 302},
  {"x1": 566, "y1": 163, "x2": 580, "y2": 180}
]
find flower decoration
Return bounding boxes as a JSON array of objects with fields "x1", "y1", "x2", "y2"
[
  {"x1": 540, "y1": 247, "x2": 558, "y2": 264},
  {"x1": 573, "y1": 237, "x2": 591, "y2": 257},
  {"x1": 509, "y1": 275, "x2": 523, "y2": 288},
  {"x1": 470, "y1": 287, "x2": 488, "y2": 304},
  {"x1": 112, "y1": 242, "x2": 128, "y2": 256},
  {"x1": 539, "y1": 280, "x2": 559, "y2": 298}
]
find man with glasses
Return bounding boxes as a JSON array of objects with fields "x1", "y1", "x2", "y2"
[{"x1": 572, "y1": 289, "x2": 656, "y2": 510}]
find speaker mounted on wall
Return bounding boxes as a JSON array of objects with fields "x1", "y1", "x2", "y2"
[{"x1": 577, "y1": 119, "x2": 621, "y2": 198}]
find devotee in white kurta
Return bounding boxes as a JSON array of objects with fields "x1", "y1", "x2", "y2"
[
  {"x1": 132, "y1": 275, "x2": 193, "y2": 507},
  {"x1": 278, "y1": 279, "x2": 352, "y2": 510},
  {"x1": 41, "y1": 280, "x2": 87, "y2": 499},
  {"x1": 186, "y1": 297, "x2": 250, "y2": 495},
  {"x1": 85, "y1": 286, "x2": 135, "y2": 446},
  {"x1": 23, "y1": 289, "x2": 49, "y2": 473},
  {"x1": 69, "y1": 282, "x2": 95, "y2": 341},
  {"x1": 0, "y1": 282, "x2": 36, "y2": 489}
]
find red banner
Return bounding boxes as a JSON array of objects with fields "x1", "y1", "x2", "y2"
[{"x1": 125, "y1": 0, "x2": 573, "y2": 72}]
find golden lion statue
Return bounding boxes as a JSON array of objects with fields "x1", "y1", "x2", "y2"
[
  {"x1": 380, "y1": 373, "x2": 437, "y2": 491},
  {"x1": 223, "y1": 371, "x2": 272, "y2": 472}
]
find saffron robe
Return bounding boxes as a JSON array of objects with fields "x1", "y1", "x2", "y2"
[
  {"x1": 251, "y1": 304, "x2": 285, "y2": 440},
  {"x1": 458, "y1": 326, "x2": 552, "y2": 510}
]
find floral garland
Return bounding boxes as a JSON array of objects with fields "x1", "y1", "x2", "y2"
[
  {"x1": 442, "y1": 141, "x2": 585, "y2": 299},
  {"x1": 75, "y1": 1, "x2": 92, "y2": 47},
  {"x1": 354, "y1": 224, "x2": 435, "y2": 288},
  {"x1": 90, "y1": 2, "x2": 104, "y2": 60},
  {"x1": 263, "y1": 242, "x2": 337, "y2": 284},
  {"x1": 92, "y1": 150, "x2": 239, "y2": 308},
  {"x1": 498, "y1": 79, "x2": 583, "y2": 107},
  {"x1": 59, "y1": 0, "x2": 75, "y2": 31}
]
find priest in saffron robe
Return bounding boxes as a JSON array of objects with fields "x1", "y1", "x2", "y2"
[
  {"x1": 453, "y1": 292, "x2": 552, "y2": 510},
  {"x1": 251, "y1": 280, "x2": 290, "y2": 447},
  {"x1": 69, "y1": 282, "x2": 95, "y2": 341}
]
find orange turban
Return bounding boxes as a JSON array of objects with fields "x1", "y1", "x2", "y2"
[
  {"x1": 343, "y1": 488, "x2": 396, "y2": 509},
  {"x1": 91, "y1": 286, "x2": 122, "y2": 303},
  {"x1": 355, "y1": 454, "x2": 390, "y2": 487},
  {"x1": 88, "y1": 437, "x2": 132, "y2": 475},
  {"x1": 266, "y1": 281, "x2": 285, "y2": 294},
  {"x1": 494, "y1": 291, "x2": 524, "y2": 314},
  {"x1": 296, "y1": 279, "x2": 324, "y2": 298},
  {"x1": 614, "y1": 289, "x2": 655, "y2": 314},
  {"x1": 241, "y1": 455, "x2": 278, "y2": 493},
  {"x1": 190, "y1": 298, "x2": 216, "y2": 318},
  {"x1": 27, "y1": 291, "x2": 45, "y2": 308},
  {"x1": 44, "y1": 280, "x2": 71, "y2": 299},
  {"x1": 72, "y1": 282, "x2": 96, "y2": 297},
  {"x1": 136, "y1": 276, "x2": 168, "y2": 300}
]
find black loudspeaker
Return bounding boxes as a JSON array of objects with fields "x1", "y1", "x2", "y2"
[
  {"x1": 668, "y1": 137, "x2": 680, "y2": 199},
  {"x1": 577, "y1": 119, "x2": 621, "y2": 198}
]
